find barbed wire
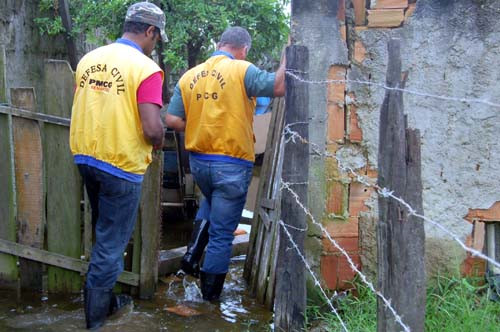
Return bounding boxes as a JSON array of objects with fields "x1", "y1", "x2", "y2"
[
  {"x1": 280, "y1": 181, "x2": 411, "y2": 332},
  {"x1": 278, "y1": 219, "x2": 349, "y2": 332},
  {"x1": 270, "y1": 68, "x2": 499, "y2": 330},
  {"x1": 286, "y1": 71, "x2": 500, "y2": 109},
  {"x1": 282, "y1": 125, "x2": 500, "y2": 271}
]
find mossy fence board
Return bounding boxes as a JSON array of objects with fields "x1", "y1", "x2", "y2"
[
  {"x1": 0, "y1": 59, "x2": 162, "y2": 296},
  {"x1": 0, "y1": 45, "x2": 17, "y2": 287}
]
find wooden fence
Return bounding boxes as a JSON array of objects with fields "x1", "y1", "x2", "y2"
[{"x1": 0, "y1": 56, "x2": 162, "y2": 299}]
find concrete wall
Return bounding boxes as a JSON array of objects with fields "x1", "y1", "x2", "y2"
[
  {"x1": 0, "y1": 0, "x2": 68, "y2": 108},
  {"x1": 318, "y1": 0, "x2": 500, "y2": 289}
]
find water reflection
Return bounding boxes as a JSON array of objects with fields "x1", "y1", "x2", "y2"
[{"x1": 0, "y1": 256, "x2": 272, "y2": 331}]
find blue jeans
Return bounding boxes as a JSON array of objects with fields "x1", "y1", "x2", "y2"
[
  {"x1": 77, "y1": 164, "x2": 142, "y2": 289},
  {"x1": 189, "y1": 156, "x2": 253, "y2": 274}
]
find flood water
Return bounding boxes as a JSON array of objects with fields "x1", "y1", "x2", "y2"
[{"x1": 0, "y1": 256, "x2": 272, "y2": 331}]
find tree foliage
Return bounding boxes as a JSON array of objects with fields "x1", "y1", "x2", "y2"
[{"x1": 35, "y1": 0, "x2": 289, "y2": 74}]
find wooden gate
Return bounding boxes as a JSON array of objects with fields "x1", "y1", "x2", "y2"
[
  {"x1": 0, "y1": 55, "x2": 162, "y2": 299},
  {"x1": 244, "y1": 97, "x2": 286, "y2": 309}
]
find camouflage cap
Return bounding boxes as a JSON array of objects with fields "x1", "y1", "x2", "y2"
[{"x1": 125, "y1": 2, "x2": 168, "y2": 42}]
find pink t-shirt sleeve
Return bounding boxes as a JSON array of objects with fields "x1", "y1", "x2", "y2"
[{"x1": 137, "y1": 71, "x2": 163, "y2": 107}]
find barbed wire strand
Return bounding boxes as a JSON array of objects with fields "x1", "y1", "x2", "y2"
[
  {"x1": 280, "y1": 181, "x2": 411, "y2": 332},
  {"x1": 278, "y1": 219, "x2": 349, "y2": 332},
  {"x1": 282, "y1": 126, "x2": 500, "y2": 271},
  {"x1": 286, "y1": 71, "x2": 500, "y2": 109}
]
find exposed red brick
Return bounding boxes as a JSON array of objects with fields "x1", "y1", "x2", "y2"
[
  {"x1": 326, "y1": 218, "x2": 358, "y2": 237},
  {"x1": 327, "y1": 66, "x2": 346, "y2": 103},
  {"x1": 464, "y1": 201, "x2": 500, "y2": 223},
  {"x1": 349, "y1": 182, "x2": 373, "y2": 218},
  {"x1": 327, "y1": 103, "x2": 345, "y2": 142},
  {"x1": 323, "y1": 236, "x2": 359, "y2": 253},
  {"x1": 366, "y1": 168, "x2": 378, "y2": 179},
  {"x1": 367, "y1": 9, "x2": 405, "y2": 28},
  {"x1": 349, "y1": 104, "x2": 363, "y2": 143},
  {"x1": 327, "y1": 181, "x2": 345, "y2": 215},
  {"x1": 337, "y1": 254, "x2": 361, "y2": 289},
  {"x1": 337, "y1": 0, "x2": 346, "y2": 21},
  {"x1": 404, "y1": 3, "x2": 416, "y2": 21},
  {"x1": 355, "y1": 26, "x2": 368, "y2": 33},
  {"x1": 374, "y1": 0, "x2": 408, "y2": 9},
  {"x1": 321, "y1": 255, "x2": 339, "y2": 289},
  {"x1": 327, "y1": 66, "x2": 346, "y2": 143},
  {"x1": 353, "y1": 0, "x2": 366, "y2": 26}
]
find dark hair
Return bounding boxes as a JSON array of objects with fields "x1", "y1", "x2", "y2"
[
  {"x1": 219, "y1": 26, "x2": 252, "y2": 49},
  {"x1": 123, "y1": 21, "x2": 160, "y2": 37}
]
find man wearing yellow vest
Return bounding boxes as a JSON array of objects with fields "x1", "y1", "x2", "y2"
[
  {"x1": 69, "y1": 2, "x2": 166, "y2": 329},
  {"x1": 166, "y1": 26, "x2": 285, "y2": 301}
]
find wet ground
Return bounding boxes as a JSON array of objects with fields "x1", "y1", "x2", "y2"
[{"x1": 0, "y1": 256, "x2": 272, "y2": 332}]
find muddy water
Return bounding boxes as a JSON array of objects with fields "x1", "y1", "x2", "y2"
[{"x1": 0, "y1": 256, "x2": 272, "y2": 332}]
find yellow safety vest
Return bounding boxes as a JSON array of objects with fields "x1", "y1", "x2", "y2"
[
  {"x1": 70, "y1": 42, "x2": 163, "y2": 178},
  {"x1": 179, "y1": 55, "x2": 256, "y2": 162}
]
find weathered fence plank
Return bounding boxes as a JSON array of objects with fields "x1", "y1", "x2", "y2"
[
  {"x1": 0, "y1": 46, "x2": 18, "y2": 287},
  {"x1": 256, "y1": 130, "x2": 286, "y2": 305},
  {"x1": 0, "y1": 45, "x2": 6, "y2": 103},
  {"x1": 245, "y1": 97, "x2": 285, "y2": 301},
  {"x1": 11, "y1": 88, "x2": 44, "y2": 290},
  {"x1": 274, "y1": 45, "x2": 309, "y2": 331},
  {"x1": 139, "y1": 150, "x2": 163, "y2": 299},
  {"x1": 0, "y1": 239, "x2": 139, "y2": 286},
  {"x1": 43, "y1": 60, "x2": 82, "y2": 293},
  {"x1": 377, "y1": 39, "x2": 426, "y2": 332}
]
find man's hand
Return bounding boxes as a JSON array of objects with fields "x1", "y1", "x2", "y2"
[
  {"x1": 165, "y1": 113, "x2": 186, "y2": 132},
  {"x1": 273, "y1": 47, "x2": 286, "y2": 97}
]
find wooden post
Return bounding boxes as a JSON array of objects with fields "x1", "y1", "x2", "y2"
[
  {"x1": 274, "y1": 45, "x2": 309, "y2": 331},
  {"x1": 377, "y1": 39, "x2": 426, "y2": 332},
  {"x1": 58, "y1": 0, "x2": 78, "y2": 70},
  {"x1": 139, "y1": 150, "x2": 163, "y2": 299}
]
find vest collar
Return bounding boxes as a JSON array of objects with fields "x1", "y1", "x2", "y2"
[
  {"x1": 116, "y1": 38, "x2": 143, "y2": 54},
  {"x1": 211, "y1": 50, "x2": 234, "y2": 59}
]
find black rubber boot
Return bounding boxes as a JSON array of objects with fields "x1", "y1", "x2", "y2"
[
  {"x1": 108, "y1": 293, "x2": 133, "y2": 316},
  {"x1": 84, "y1": 287, "x2": 112, "y2": 330},
  {"x1": 179, "y1": 219, "x2": 210, "y2": 278},
  {"x1": 200, "y1": 271, "x2": 226, "y2": 301}
]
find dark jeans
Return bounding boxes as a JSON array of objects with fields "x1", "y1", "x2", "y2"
[
  {"x1": 78, "y1": 164, "x2": 142, "y2": 289},
  {"x1": 190, "y1": 156, "x2": 253, "y2": 274}
]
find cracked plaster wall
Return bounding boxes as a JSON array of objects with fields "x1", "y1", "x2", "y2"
[{"x1": 352, "y1": 0, "x2": 500, "y2": 275}]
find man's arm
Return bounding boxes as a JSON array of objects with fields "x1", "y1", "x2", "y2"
[
  {"x1": 273, "y1": 50, "x2": 286, "y2": 97},
  {"x1": 137, "y1": 71, "x2": 164, "y2": 148},
  {"x1": 139, "y1": 103, "x2": 164, "y2": 147},
  {"x1": 244, "y1": 50, "x2": 287, "y2": 98},
  {"x1": 166, "y1": 83, "x2": 187, "y2": 132}
]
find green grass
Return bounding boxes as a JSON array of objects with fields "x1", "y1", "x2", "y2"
[{"x1": 306, "y1": 276, "x2": 500, "y2": 332}]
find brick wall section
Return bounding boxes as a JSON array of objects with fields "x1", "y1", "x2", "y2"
[
  {"x1": 321, "y1": 0, "x2": 416, "y2": 290},
  {"x1": 321, "y1": 0, "x2": 492, "y2": 290}
]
